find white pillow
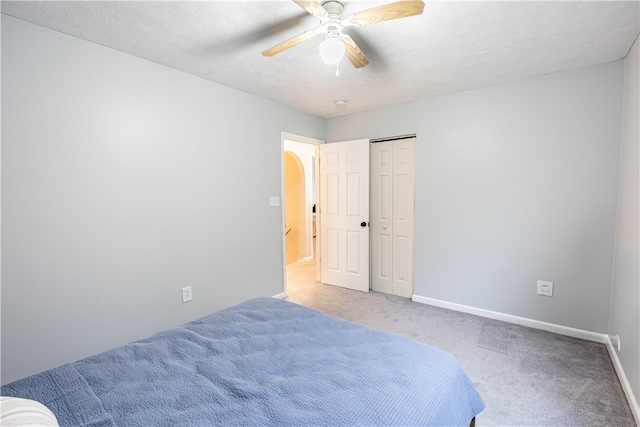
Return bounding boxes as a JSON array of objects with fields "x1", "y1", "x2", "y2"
[{"x1": 0, "y1": 396, "x2": 59, "y2": 427}]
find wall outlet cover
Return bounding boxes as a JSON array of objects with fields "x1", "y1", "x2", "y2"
[
  {"x1": 182, "y1": 286, "x2": 192, "y2": 303},
  {"x1": 537, "y1": 280, "x2": 553, "y2": 297},
  {"x1": 612, "y1": 335, "x2": 621, "y2": 352}
]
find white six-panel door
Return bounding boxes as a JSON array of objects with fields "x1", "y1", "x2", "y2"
[
  {"x1": 319, "y1": 139, "x2": 370, "y2": 292},
  {"x1": 370, "y1": 138, "x2": 415, "y2": 298}
]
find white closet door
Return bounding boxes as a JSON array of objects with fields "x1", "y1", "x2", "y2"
[
  {"x1": 319, "y1": 139, "x2": 370, "y2": 292},
  {"x1": 392, "y1": 139, "x2": 415, "y2": 298},
  {"x1": 370, "y1": 138, "x2": 415, "y2": 297},
  {"x1": 371, "y1": 142, "x2": 393, "y2": 294}
]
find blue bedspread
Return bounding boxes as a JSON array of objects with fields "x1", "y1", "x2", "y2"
[{"x1": 3, "y1": 297, "x2": 484, "y2": 426}]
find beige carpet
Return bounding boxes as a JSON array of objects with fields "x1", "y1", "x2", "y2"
[{"x1": 285, "y1": 260, "x2": 636, "y2": 427}]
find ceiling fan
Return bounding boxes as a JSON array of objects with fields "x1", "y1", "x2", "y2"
[{"x1": 261, "y1": 0, "x2": 425, "y2": 68}]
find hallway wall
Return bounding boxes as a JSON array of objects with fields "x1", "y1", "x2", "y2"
[
  {"x1": 284, "y1": 152, "x2": 305, "y2": 264},
  {"x1": 284, "y1": 139, "x2": 318, "y2": 260}
]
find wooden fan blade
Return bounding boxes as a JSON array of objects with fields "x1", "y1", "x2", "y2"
[
  {"x1": 350, "y1": 0, "x2": 424, "y2": 26},
  {"x1": 262, "y1": 31, "x2": 315, "y2": 57},
  {"x1": 342, "y1": 35, "x2": 369, "y2": 68},
  {"x1": 293, "y1": 0, "x2": 327, "y2": 17}
]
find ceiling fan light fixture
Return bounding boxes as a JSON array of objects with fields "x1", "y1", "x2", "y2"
[
  {"x1": 263, "y1": 0, "x2": 425, "y2": 68},
  {"x1": 319, "y1": 36, "x2": 345, "y2": 64}
]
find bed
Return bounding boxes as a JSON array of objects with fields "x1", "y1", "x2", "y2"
[{"x1": 2, "y1": 297, "x2": 485, "y2": 426}]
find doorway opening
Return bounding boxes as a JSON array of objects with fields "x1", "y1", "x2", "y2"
[
  {"x1": 284, "y1": 151, "x2": 306, "y2": 265},
  {"x1": 283, "y1": 136, "x2": 321, "y2": 297}
]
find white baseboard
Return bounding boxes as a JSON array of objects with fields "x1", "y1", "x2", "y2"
[
  {"x1": 605, "y1": 335, "x2": 640, "y2": 426},
  {"x1": 412, "y1": 295, "x2": 607, "y2": 343},
  {"x1": 412, "y1": 294, "x2": 639, "y2": 425},
  {"x1": 272, "y1": 292, "x2": 286, "y2": 299}
]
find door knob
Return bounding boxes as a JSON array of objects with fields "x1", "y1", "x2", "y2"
[
  {"x1": 361, "y1": 222, "x2": 367, "y2": 227},
  {"x1": 382, "y1": 225, "x2": 387, "y2": 229}
]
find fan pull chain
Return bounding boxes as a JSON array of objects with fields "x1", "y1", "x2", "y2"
[{"x1": 336, "y1": 63, "x2": 340, "y2": 77}]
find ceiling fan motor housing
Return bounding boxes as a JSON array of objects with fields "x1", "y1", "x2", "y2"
[{"x1": 322, "y1": 1, "x2": 344, "y2": 20}]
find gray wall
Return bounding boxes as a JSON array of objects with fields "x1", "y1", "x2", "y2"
[
  {"x1": 1, "y1": 15, "x2": 325, "y2": 384},
  {"x1": 611, "y1": 34, "x2": 640, "y2": 407},
  {"x1": 326, "y1": 61, "x2": 623, "y2": 333},
  {"x1": 1, "y1": 11, "x2": 633, "y2": 392}
]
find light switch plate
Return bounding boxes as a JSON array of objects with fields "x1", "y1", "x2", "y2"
[{"x1": 269, "y1": 196, "x2": 280, "y2": 207}]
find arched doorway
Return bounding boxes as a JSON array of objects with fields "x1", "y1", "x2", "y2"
[
  {"x1": 284, "y1": 151, "x2": 305, "y2": 265},
  {"x1": 281, "y1": 135, "x2": 321, "y2": 298}
]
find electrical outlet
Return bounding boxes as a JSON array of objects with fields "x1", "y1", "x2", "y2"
[
  {"x1": 537, "y1": 280, "x2": 553, "y2": 297},
  {"x1": 182, "y1": 286, "x2": 192, "y2": 303},
  {"x1": 612, "y1": 335, "x2": 621, "y2": 352}
]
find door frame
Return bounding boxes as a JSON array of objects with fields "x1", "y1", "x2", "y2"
[
  {"x1": 280, "y1": 132, "x2": 323, "y2": 297},
  {"x1": 281, "y1": 133, "x2": 417, "y2": 298}
]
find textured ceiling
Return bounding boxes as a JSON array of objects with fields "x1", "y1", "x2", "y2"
[{"x1": 2, "y1": 1, "x2": 639, "y2": 118}]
